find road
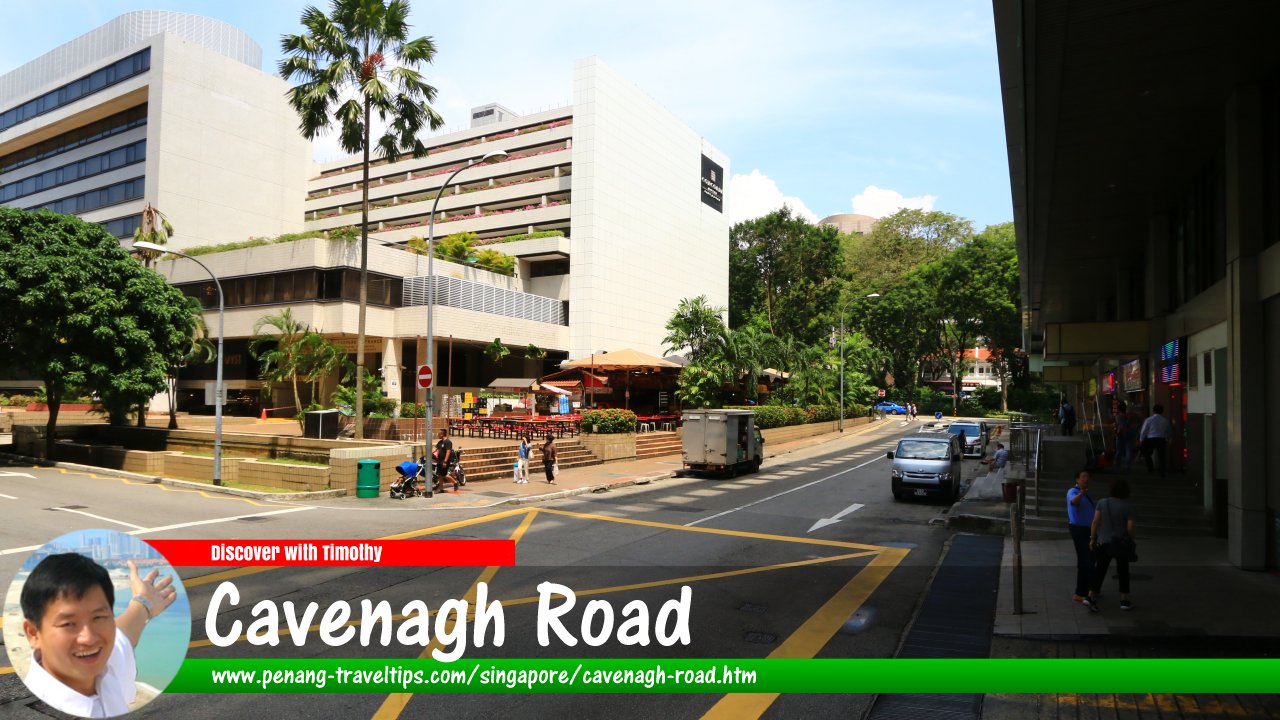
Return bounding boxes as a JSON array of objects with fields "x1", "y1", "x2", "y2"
[{"x1": 0, "y1": 421, "x2": 985, "y2": 719}]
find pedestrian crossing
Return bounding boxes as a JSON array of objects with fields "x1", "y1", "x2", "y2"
[{"x1": 575, "y1": 441, "x2": 901, "y2": 521}]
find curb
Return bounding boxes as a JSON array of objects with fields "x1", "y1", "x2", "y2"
[
  {"x1": 0, "y1": 451, "x2": 346, "y2": 502},
  {"x1": 498, "y1": 471, "x2": 676, "y2": 506}
]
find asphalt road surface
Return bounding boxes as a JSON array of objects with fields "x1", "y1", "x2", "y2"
[{"x1": 1, "y1": 421, "x2": 982, "y2": 719}]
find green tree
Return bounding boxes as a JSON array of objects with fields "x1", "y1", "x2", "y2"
[
  {"x1": 663, "y1": 295, "x2": 727, "y2": 367},
  {"x1": 525, "y1": 343, "x2": 547, "y2": 360},
  {"x1": 249, "y1": 308, "x2": 311, "y2": 416},
  {"x1": 297, "y1": 331, "x2": 354, "y2": 410},
  {"x1": 484, "y1": 338, "x2": 511, "y2": 366},
  {"x1": 472, "y1": 248, "x2": 514, "y2": 275},
  {"x1": 0, "y1": 208, "x2": 197, "y2": 456},
  {"x1": 729, "y1": 207, "x2": 844, "y2": 345},
  {"x1": 855, "y1": 273, "x2": 943, "y2": 399},
  {"x1": 847, "y1": 208, "x2": 973, "y2": 294},
  {"x1": 166, "y1": 313, "x2": 215, "y2": 430},
  {"x1": 280, "y1": 0, "x2": 445, "y2": 438},
  {"x1": 432, "y1": 231, "x2": 477, "y2": 263}
]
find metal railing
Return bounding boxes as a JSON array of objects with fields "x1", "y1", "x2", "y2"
[{"x1": 1007, "y1": 421, "x2": 1048, "y2": 615}]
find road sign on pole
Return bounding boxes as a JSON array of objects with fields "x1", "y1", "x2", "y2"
[
  {"x1": 877, "y1": 389, "x2": 886, "y2": 397},
  {"x1": 417, "y1": 365, "x2": 434, "y2": 389}
]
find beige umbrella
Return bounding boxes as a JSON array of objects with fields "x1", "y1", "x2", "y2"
[{"x1": 561, "y1": 348, "x2": 681, "y2": 370}]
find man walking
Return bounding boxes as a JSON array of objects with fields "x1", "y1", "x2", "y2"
[
  {"x1": 1066, "y1": 469, "x2": 1096, "y2": 605},
  {"x1": 1059, "y1": 397, "x2": 1077, "y2": 437},
  {"x1": 1139, "y1": 404, "x2": 1173, "y2": 476}
]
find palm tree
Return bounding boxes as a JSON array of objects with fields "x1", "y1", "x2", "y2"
[
  {"x1": 249, "y1": 309, "x2": 311, "y2": 416},
  {"x1": 723, "y1": 326, "x2": 773, "y2": 403},
  {"x1": 434, "y1": 231, "x2": 477, "y2": 263},
  {"x1": 280, "y1": 0, "x2": 445, "y2": 438},
  {"x1": 663, "y1": 295, "x2": 727, "y2": 367},
  {"x1": 131, "y1": 203, "x2": 173, "y2": 268},
  {"x1": 298, "y1": 331, "x2": 354, "y2": 408}
]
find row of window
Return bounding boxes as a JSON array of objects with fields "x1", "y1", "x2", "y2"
[
  {"x1": 26, "y1": 176, "x2": 144, "y2": 215},
  {"x1": 0, "y1": 49, "x2": 150, "y2": 132},
  {"x1": 178, "y1": 269, "x2": 403, "y2": 310},
  {"x1": 0, "y1": 140, "x2": 145, "y2": 203},
  {"x1": 0, "y1": 105, "x2": 147, "y2": 174},
  {"x1": 100, "y1": 214, "x2": 141, "y2": 238}
]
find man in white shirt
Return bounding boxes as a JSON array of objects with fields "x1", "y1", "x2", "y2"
[
  {"x1": 1138, "y1": 403, "x2": 1174, "y2": 476},
  {"x1": 20, "y1": 553, "x2": 177, "y2": 718}
]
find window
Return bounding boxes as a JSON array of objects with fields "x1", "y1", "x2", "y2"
[
  {"x1": 0, "y1": 49, "x2": 150, "y2": 132},
  {"x1": 25, "y1": 177, "x2": 144, "y2": 214},
  {"x1": 0, "y1": 105, "x2": 147, "y2": 174},
  {"x1": 529, "y1": 259, "x2": 570, "y2": 277}
]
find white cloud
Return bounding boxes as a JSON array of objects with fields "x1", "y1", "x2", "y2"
[
  {"x1": 850, "y1": 185, "x2": 937, "y2": 217},
  {"x1": 727, "y1": 170, "x2": 819, "y2": 225}
]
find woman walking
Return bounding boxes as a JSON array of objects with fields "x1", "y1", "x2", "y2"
[
  {"x1": 541, "y1": 432, "x2": 558, "y2": 484},
  {"x1": 515, "y1": 433, "x2": 531, "y2": 484},
  {"x1": 1084, "y1": 477, "x2": 1138, "y2": 612}
]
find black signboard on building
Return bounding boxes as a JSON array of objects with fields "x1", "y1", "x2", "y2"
[{"x1": 700, "y1": 154, "x2": 724, "y2": 212}]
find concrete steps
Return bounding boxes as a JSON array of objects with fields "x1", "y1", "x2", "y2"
[
  {"x1": 635, "y1": 431, "x2": 681, "y2": 459},
  {"x1": 1024, "y1": 473, "x2": 1215, "y2": 536},
  {"x1": 452, "y1": 441, "x2": 601, "y2": 483}
]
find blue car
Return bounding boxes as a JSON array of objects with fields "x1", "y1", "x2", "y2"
[{"x1": 873, "y1": 401, "x2": 908, "y2": 415}]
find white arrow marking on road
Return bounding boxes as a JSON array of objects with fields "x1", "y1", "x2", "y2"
[
  {"x1": 686, "y1": 455, "x2": 884, "y2": 527},
  {"x1": 807, "y1": 502, "x2": 866, "y2": 533},
  {"x1": 0, "y1": 471, "x2": 35, "y2": 479}
]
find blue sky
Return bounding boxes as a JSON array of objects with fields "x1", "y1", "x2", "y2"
[{"x1": 1, "y1": 0, "x2": 1012, "y2": 230}]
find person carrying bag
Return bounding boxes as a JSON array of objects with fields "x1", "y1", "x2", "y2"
[{"x1": 1083, "y1": 477, "x2": 1138, "y2": 612}]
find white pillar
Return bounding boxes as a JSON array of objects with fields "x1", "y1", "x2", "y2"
[{"x1": 382, "y1": 338, "x2": 403, "y2": 412}]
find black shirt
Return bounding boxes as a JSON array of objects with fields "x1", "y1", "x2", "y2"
[{"x1": 435, "y1": 438, "x2": 453, "y2": 466}]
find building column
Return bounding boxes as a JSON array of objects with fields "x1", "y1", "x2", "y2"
[
  {"x1": 1224, "y1": 86, "x2": 1268, "y2": 569},
  {"x1": 382, "y1": 338, "x2": 403, "y2": 411}
]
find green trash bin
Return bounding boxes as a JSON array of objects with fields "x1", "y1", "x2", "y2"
[{"x1": 356, "y1": 459, "x2": 381, "y2": 499}]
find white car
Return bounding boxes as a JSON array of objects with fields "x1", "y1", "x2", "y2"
[{"x1": 946, "y1": 421, "x2": 987, "y2": 458}]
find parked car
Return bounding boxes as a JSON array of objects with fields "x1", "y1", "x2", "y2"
[
  {"x1": 873, "y1": 401, "x2": 908, "y2": 415},
  {"x1": 947, "y1": 421, "x2": 987, "y2": 458},
  {"x1": 886, "y1": 434, "x2": 964, "y2": 501}
]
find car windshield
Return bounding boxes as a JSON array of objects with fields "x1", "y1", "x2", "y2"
[
  {"x1": 895, "y1": 440, "x2": 951, "y2": 460},
  {"x1": 949, "y1": 425, "x2": 979, "y2": 438}
]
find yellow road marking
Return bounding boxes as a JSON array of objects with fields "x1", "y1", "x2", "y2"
[
  {"x1": 34, "y1": 466, "x2": 282, "y2": 507},
  {"x1": 372, "y1": 509, "x2": 540, "y2": 720},
  {"x1": 538, "y1": 507, "x2": 889, "y2": 551},
  {"x1": 701, "y1": 547, "x2": 910, "y2": 720}
]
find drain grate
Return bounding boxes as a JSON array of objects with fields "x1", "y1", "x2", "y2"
[{"x1": 236, "y1": 516, "x2": 269, "y2": 523}]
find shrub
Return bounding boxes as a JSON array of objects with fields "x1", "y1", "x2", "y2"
[
  {"x1": 399, "y1": 402, "x2": 426, "y2": 418},
  {"x1": 728, "y1": 405, "x2": 832, "y2": 429},
  {"x1": 581, "y1": 408, "x2": 638, "y2": 433}
]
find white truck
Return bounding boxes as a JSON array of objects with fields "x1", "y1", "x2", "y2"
[{"x1": 681, "y1": 409, "x2": 765, "y2": 477}]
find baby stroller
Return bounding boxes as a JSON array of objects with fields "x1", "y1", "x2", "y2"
[{"x1": 391, "y1": 457, "x2": 428, "y2": 499}]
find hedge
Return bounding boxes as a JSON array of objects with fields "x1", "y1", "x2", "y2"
[
  {"x1": 724, "y1": 405, "x2": 850, "y2": 429},
  {"x1": 581, "y1": 408, "x2": 638, "y2": 433}
]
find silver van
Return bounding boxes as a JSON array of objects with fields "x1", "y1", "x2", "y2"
[{"x1": 886, "y1": 434, "x2": 964, "y2": 501}]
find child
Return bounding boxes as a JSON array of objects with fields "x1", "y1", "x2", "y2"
[{"x1": 20, "y1": 552, "x2": 176, "y2": 718}]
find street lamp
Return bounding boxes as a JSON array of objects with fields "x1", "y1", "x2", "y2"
[
  {"x1": 135, "y1": 241, "x2": 224, "y2": 485},
  {"x1": 839, "y1": 292, "x2": 881, "y2": 432},
  {"x1": 424, "y1": 151, "x2": 508, "y2": 452}
]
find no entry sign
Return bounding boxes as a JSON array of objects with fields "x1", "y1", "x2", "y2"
[{"x1": 417, "y1": 364, "x2": 433, "y2": 389}]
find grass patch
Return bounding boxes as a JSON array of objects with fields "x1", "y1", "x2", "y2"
[{"x1": 254, "y1": 456, "x2": 329, "y2": 467}]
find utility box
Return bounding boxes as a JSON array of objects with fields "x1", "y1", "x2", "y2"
[
  {"x1": 304, "y1": 409, "x2": 341, "y2": 439},
  {"x1": 356, "y1": 459, "x2": 381, "y2": 498},
  {"x1": 681, "y1": 409, "x2": 764, "y2": 477}
]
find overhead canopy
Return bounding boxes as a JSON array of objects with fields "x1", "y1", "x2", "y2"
[
  {"x1": 487, "y1": 378, "x2": 537, "y2": 390},
  {"x1": 538, "y1": 383, "x2": 571, "y2": 395},
  {"x1": 562, "y1": 348, "x2": 681, "y2": 370}
]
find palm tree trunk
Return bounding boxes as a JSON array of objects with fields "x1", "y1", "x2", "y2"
[{"x1": 353, "y1": 91, "x2": 371, "y2": 438}]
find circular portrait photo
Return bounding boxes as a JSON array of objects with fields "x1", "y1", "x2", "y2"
[{"x1": 3, "y1": 529, "x2": 191, "y2": 718}]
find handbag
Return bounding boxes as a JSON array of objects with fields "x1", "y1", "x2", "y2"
[{"x1": 1106, "y1": 500, "x2": 1138, "y2": 562}]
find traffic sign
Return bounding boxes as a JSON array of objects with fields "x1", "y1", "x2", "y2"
[
  {"x1": 877, "y1": 389, "x2": 886, "y2": 397},
  {"x1": 417, "y1": 365, "x2": 434, "y2": 389}
]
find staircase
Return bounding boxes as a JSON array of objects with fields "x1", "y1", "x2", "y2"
[
  {"x1": 636, "y1": 431, "x2": 682, "y2": 459},
  {"x1": 453, "y1": 440, "x2": 602, "y2": 484},
  {"x1": 1022, "y1": 471, "x2": 1215, "y2": 537}
]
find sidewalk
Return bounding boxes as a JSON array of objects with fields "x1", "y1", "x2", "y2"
[{"x1": 956, "y1": 466, "x2": 1280, "y2": 719}]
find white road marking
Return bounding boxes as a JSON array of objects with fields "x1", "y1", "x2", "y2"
[
  {"x1": 0, "y1": 506, "x2": 314, "y2": 556},
  {"x1": 52, "y1": 507, "x2": 146, "y2": 530},
  {"x1": 0, "y1": 493, "x2": 16, "y2": 500},
  {"x1": 686, "y1": 455, "x2": 886, "y2": 527},
  {"x1": 0, "y1": 471, "x2": 35, "y2": 479},
  {"x1": 807, "y1": 502, "x2": 867, "y2": 533}
]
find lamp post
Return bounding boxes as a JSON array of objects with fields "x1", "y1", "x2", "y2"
[
  {"x1": 135, "y1": 241, "x2": 224, "y2": 485},
  {"x1": 424, "y1": 151, "x2": 508, "y2": 452},
  {"x1": 839, "y1": 292, "x2": 881, "y2": 432}
]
